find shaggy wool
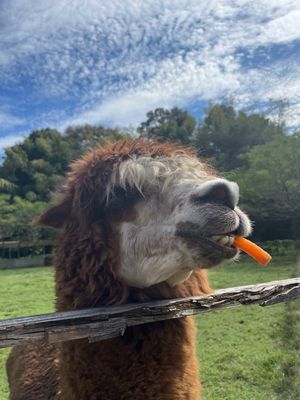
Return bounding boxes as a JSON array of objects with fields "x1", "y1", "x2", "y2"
[{"x1": 7, "y1": 140, "x2": 214, "y2": 400}]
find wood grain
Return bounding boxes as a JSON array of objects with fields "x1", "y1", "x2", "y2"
[{"x1": 0, "y1": 277, "x2": 299, "y2": 348}]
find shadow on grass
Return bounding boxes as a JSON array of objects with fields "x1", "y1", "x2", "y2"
[{"x1": 275, "y1": 252, "x2": 300, "y2": 400}]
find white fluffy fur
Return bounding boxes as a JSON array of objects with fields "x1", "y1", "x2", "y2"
[{"x1": 107, "y1": 155, "x2": 213, "y2": 201}]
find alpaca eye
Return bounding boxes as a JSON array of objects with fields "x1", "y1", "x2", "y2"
[{"x1": 106, "y1": 186, "x2": 141, "y2": 212}]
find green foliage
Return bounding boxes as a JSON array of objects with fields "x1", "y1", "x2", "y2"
[
  {"x1": 0, "y1": 179, "x2": 16, "y2": 193},
  {"x1": 262, "y1": 240, "x2": 297, "y2": 256},
  {"x1": 228, "y1": 134, "x2": 300, "y2": 239},
  {"x1": 0, "y1": 125, "x2": 128, "y2": 203},
  {"x1": 193, "y1": 104, "x2": 285, "y2": 171},
  {"x1": 0, "y1": 194, "x2": 50, "y2": 242},
  {"x1": 0, "y1": 125, "x2": 128, "y2": 242},
  {"x1": 0, "y1": 104, "x2": 297, "y2": 242},
  {"x1": 137, "y1": 107, "x2": 196, "y2": 144},
  {"x1": 64, "y1": 124, "x2": 129, "y2": 159},
  {"x1": 0, "y1": 129, "x2": 71, "y2": 201}
]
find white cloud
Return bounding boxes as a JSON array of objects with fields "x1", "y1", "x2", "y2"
[
  {"x1": 0, "y1": 110, "x2": 25, "y2": 128},
  {"x1": 61, "y1": 54, "x2": 241, "y2": 128},
  {"x1": 0, "y1": 134, "x2": 24, "y2": 150},
  {"x1": 1, "y1": 0, "x2": 300, "y2": 131},
  {"x1": 257, "y1": 9, "x2": 300, "y2": 44}
]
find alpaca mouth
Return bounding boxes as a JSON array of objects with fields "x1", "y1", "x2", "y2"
[
  {"x1": 206, "y1": 232, "x2": 238, "y2": 257},
  {"x1": 176, "y1": 223, "x2": 239, "y2": 260},
  {"x1": 209, "y1": 233, "x2": 235, "y2": 248}
]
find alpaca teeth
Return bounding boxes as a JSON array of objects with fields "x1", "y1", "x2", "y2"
[
  {"x1": 210, "y1": 235, "x2": 223, "y2": 242},
  {"x1": 219, "y1": 236, "x2": 230, "y2": 246},
  {"x1": 228, "y1": 236, "x2": 235, "y2": 246},
  {"x1": 210, "y1": 235, "x2": 234, "y2": 247}
]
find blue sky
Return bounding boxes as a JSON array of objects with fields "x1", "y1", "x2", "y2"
[{"x1": 1, "y1": 0, "x2": 300, "y2": 151}]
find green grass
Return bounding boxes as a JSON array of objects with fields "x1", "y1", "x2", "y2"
[
  {"x1": 0, "y1": 254, "x2": 299, "y2": 399},
  {"x1": 196, "y1": 254, "x2": 300, "y2": 400},
  {"x1": 0, "y1": 267, "x2": 55, "y2": 399}
]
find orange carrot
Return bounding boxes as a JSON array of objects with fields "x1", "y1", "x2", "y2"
[{"x1": 233, "y1": 236, "x2": 272, "y2": 265}]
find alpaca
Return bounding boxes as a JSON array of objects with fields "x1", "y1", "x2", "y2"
[{"x1": 7, "y1": 139, "x2": 252, "y2": 400}]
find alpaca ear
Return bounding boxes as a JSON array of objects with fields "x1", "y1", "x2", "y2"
[{"x1": 35, "y1": 199, "x2": 71, "y2": 229}]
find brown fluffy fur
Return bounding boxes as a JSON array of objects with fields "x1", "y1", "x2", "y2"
[{"x1": 7, "y1": 139, "x2": 213, "y2": 399}]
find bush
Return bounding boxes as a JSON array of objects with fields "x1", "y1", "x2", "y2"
[{"x1": 261, "y1": 240, "x2": 298, "y2": 257}]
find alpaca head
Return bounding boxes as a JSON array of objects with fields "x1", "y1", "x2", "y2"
[
  {"x1": 111, "y1": 155, "x2": 251, "y2": 288},
  {"x1": 37, "y1": 139, "x2": 251, "y2": 297}
]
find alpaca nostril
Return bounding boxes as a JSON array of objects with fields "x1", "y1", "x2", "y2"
[{"x1": 191, "y1": 179, "x2": 239, "y2": 210}]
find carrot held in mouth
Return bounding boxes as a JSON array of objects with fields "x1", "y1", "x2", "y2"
[{"x1": 233, "y1": 236, "x2": 272, "y2": 265}]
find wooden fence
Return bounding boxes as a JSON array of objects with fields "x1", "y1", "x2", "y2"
[
  {"x1": 0, "y1": 240, "x2": 54, "y2": 269},
  {"x1": 0, "y1": 240, "x2": 54, "y2": 249},
  {"x1": 0, "y1": 277, "x2": 299, "y2": 349}
]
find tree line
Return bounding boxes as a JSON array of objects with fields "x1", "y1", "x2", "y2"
[{"x1": 0, "y1": 103, "x2": 299, "y2": 242}]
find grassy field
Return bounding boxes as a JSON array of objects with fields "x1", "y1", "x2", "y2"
[
  {"x1": 0, "y1": 253, "x2": 299, "y2": 399},
  {"x1": 197, "y1": 254, "x2": 300, "y2": 400}
]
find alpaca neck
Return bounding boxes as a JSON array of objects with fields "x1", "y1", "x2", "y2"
[
  {"x1": 55, "y1": 275, "x2": 207, "y2": 399},
  {"x1": 59, "y1": 317, "x2": 200, "y2": 399}
]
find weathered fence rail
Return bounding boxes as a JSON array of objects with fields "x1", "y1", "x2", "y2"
[
  {"x1": 0, "y1": 277, "x2": 299, "y2": 349},
  {"x1": 0, "y1": 240, "x2": 55, "y2": 269},
  {"x1": 0, "y1": 240, "x2": 54, "y2": 249}
]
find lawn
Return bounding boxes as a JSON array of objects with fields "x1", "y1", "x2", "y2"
[
  {"x1": 0, "y1": 253, "x2": 299, "y2": 399},
  {"x1": 197, "y1": 254, "x2": 300, "y2": 400}
]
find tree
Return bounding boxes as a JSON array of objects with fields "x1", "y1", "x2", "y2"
[
  {"x1": 228, "y1": 133, "x2": 300, "y2": 239},
  {"x1": 137, "y1": 107, "x2": 196, "y2": 144},
  {"x1": 0, "y1": 128, "x2": 72, "y2": 201},
  {"x1": 64, "y1": 125, "x2": 129, "y2": 159},
  {"x1": 194, "y1": 104, "x2": 285, "y2": 171},
  {"x1": 0, "y1": 126, "x2": 130, "y2": 202},
  {"x1": 0, "y1": 194, "x2": 50, "y2": 242},
  {"x1": 0, "y1": 178, "x2": 16, "y2": 193}
]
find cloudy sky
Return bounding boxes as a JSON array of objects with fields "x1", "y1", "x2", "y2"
[{"x1": 1, "y1": 0, "x2": 300, "y2": 150}]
